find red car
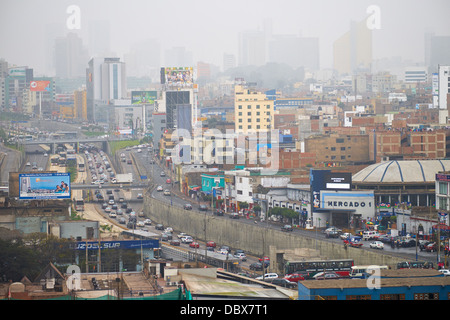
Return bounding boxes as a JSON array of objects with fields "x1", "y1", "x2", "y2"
[
  {"x1": 189, "y1": 242, "x2": 200, "y2": 248},
  {"x1": 166, "y1": 178, "x2": 172, "y2": 184},
  {"x1": 206, "y1": 241, "x2": 216, "y2": 248},
  {"x1": 284, "y1": 273, "x2": 306, "y2": 283}
]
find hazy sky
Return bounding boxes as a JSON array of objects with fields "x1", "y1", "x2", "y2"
[{"x1": 1, "y1": 0, "x2": 449, "y2": 75}]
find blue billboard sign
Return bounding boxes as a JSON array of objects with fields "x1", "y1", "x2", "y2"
[
  {"x1": 73, "y1": 239, "x2": 159, "y2": 250},
  {"x1": 19, "y1": 172, "x2": 71, "y2": 200}
]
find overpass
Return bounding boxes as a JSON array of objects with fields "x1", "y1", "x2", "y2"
[{"x1": 71, "y1": 183, "x2": 148, "y2": 190}]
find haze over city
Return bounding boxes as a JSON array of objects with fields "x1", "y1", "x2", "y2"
[{"x1": 1, "y1": 0, "x2": 450, "y2": 76}]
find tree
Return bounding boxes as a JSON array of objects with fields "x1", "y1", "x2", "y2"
[{"x1": 268, "y1": 207, "x2": 298, "y2": 224}]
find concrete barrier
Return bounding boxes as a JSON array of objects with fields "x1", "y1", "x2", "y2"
[{"x1": 144, "y1": 194, "x2": 406, "y2": 272}]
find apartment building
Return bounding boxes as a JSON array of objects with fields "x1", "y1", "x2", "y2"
[{"x1": 234, "y1": 85, "x2": 274, "y2": 134}]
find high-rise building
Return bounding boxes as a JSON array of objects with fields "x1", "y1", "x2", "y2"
[
  {"x1": 223, "y1": 53, "x2": 236, "y2": 72},
  {"x1": 86, "y1": 57, "x2": 127, "y2": 122},
  {"x1": 88, "y1": 20, "x2": 111, "y2": 58},
  {"x1": 234, "y1": 85, "x2": 274, "y2": 134},
  {"x1": 437, "y1": 65, "x2": 450, "y2": 124},
  {"x1": 333, "y1": 19, "x2": 372, "y2": 75},
  {"x1": 268, "y1": 35, "x2": 319, "y2": 71},
  {"x1": 54, "y1": 33, "x2": 89, "y2": 79},
  {"x1": 425, "y1": 34, "x2": 450, "y2": 72},
  {"x1": 238, "y1": 30, "x2": 266, "y2": 67},
  {"x1": 404, "y1": 66, "x2": 428, "y2": 83}
]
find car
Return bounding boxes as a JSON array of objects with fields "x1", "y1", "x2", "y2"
[
  {"x1": 118, "y1": 217, "x2": 126, "y2": 224},
  {"x1": 206, "y1": 241, "x2": 216, "y2": 248},
  {"x1": 267, "y1": 278, "x2": 297, "y2": 289},
  {"x1": 324, "y1": 227, "x2": 341, "y2": 238},
  {"x1": 162, "y1": 232, "x2": 173, "y2": 240},
  {"x1": 189, "y1": 242, "x2": 200, "y2": 248},
  {"x1": 43, "y1": 153, "x2": 48, "y2": 157},
  {"x1": 144, "y1": 219, "x2": 152, "y2": 225},
  {"x1": 126, "y1": 208, "x2": 133, "y2": 213},
  {"x1": 439, "y1": 269, "x2": 450, "y2": 276},
  {"x1": 155, "y1": 224, "x2": 164, "y2": 230},
  {"x1": 118, "y1": 197, "x2": 124, "y2": 203},
  {"x1": 281, "y1": 224, "x2": 293, "y2": 232},
  {"x1": 116, "y1": 209, "x2": 123, "y2": 215},
  {"x1": 249, "y1": 262, "x2": 263, "y2": 271},
  {"x1": 108, "y1": 199, "x2": 115, "y2": 205},
  {"x1": 104, "y1": 207, "x2": 111, "y2": 213},
  {"x1": 127, "y1": 159, "x2": 132, "y2": 164},
  {"x1": 369, "y1": 241, "x2": 384, "y2": 249},
  {"x1": 214, "y1": 209, "x2": 224, "y2": 216},
  {"x1": 137, "y1": 149, "x2": 142, "y2": 153},
  {"x1": 230, "y1": 212, "x2": 239, "y2": 219},
  {"x1": 102, "y1": 202, "x2": 108, "y2": 209},
  {"x1": 137, "y1": 193, "x2": 143, "y2": 199},
  {"x1": 181, "y1": 236, "x2": 193, "y2": 244},
  {"x1": 234, "y1": 252, "x2": 247, "y2": 261},
  {"x1": 183, "y1": 204, "x2": 192, "y2": 210},
  {"x1": 255, "y1": 273, "x2": 278, "y2": 281},
  {"x1": 163, "y1": 189, "x2": 171, "y2": 196},
  {"x1": 26, "y1": 162, "x2": 31, "y2": 166},
  {"x1": 161, "y1": 234, "x2": 169, "y2": 241},
  {"x1": 170, "y1": 239, "x2": 181, "y2": 246},
  {"x1": 109, "y1": 212, "x2": 117, "y2": 218},
  {"x1": 166, "y1": 178, "x2": 172, "y2": 184},
  {"x1": 219, "y1": 248, "x2": 229, "y2": 255},
  {"x1": 156, "y1": 185, "x2": 163, "y2": 192},
  {"x1": 314, "y1": 272, "x2": 342, "y2": 280},
  {"x1": 199, "y1": 204, "x2": 208, "y2": 211},
  {"x1": 340, "y1": 232, "x2": 352, "y2": 240},
  {"x1": 136, "y1": 221, "x2": 145, "y2": 227},
  {"x1": 426, "y1": 242, "x2": 437, "y2": 252},
  {"x1": 160, "y1": 171, "x2": 166, "y2": 177},
  {"x1": 220, "y1": 245, "x2": 230, "y2": 253},
  {"x1": 284, "y1": 273, "x2": 306, "y2": 283},
  {"x1": 165, "y1": 227, "x2": 173, "y2": 233}
]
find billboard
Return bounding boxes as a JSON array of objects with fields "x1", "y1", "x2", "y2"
[
  {"x1": 19, "y1": 173, "x2": 71, "y2": 200},
  {"x1": 324, "y1": 172, "x2": 352, "y2": 190},
  {"x1": 131, "y1": 91, "x2": 157, "y2": 105},
  {"x1": 30, "y1": 80, "x2": 51, "y2": 92},
  {"x1": 163, "y1": 67, "x2": 194, "y2": 88},
  {"x1": 72, "y1": 239, "x2": 159, "y2": 250},
  {"x1": 320, "y1": 191, "x2": 375, "y2": 218}
]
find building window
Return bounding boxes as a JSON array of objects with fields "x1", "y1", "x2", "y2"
[
  {"x1": 346, "y1": 295, "x2": 371, "y2": 300},
  {"x1": 414, "y1": 293, "x2": 439, "y2": 300},
  {"x1": 380, "y1": 294, "x2": 405, "y2": 300},
  {"x1": 331, "y1": 147, "x2": 336, "y2": 151},
  {"x1": 237, "y1": 190, "x2": 243, "y2": 195},
  {"x1": 238, "y1": 105, "x2": 242, "y2": 109},
  {"x1": 439, "y1": 197, "x2": 447, "y2": 210},
  {"x1": 248, "y1": 112, "x2": 251, "y2": 116},
  {"x1": 439, "y1": 182, "x2": 448, "y2": 195}
]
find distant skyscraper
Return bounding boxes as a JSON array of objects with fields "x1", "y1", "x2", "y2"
[
  {"x1": 54, "y1": 32, "x2": 89, "y2": 79},
  {"x1": 425, "y1": 34, "x2": 450, "y2": 72},
  {"x1": 88, "y1": 20, "x2": 111, "y2": 57},
  {"x1": 238, "y1": 30, "x2": 266, "y2": 67},
  {"x1": 437, "y1": 65, "x2": 450, "y2": 124},
  {"x1": 268, "y1": 35, "x2": 320, "y2": 70},
  {"x1": 333, "y1": 19, "x2": 372, "y2": 75},
  {"x1": 223, "y1": 53, "x2": 236, "y2": 72},
  {"x1": 86, "y1": 57, "x2": 127, "y2": 122}
]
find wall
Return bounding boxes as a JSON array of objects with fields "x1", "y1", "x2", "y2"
[{"x1": 144, "y1": 194, "x2": 406, "y2": 274}]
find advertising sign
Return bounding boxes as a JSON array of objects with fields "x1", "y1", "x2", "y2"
[
  {"x1": 30, "y1": 80, "x2": 51, "y2": 92},
  {"x1": 131, "y1": 91, "x2": 157, "y2": 105},
  {"x1": 324, "y1": 172, "x2": 352, "y2": 190},
  {"x1": 164, "y1": 67, "x2": 194, "y2": 88},
  {"x1": 8, "y1": 67, "x2": 26, "y2": 77},
  {"x1": 320, "y1": 191, "x2": 375, "y2": 218},
  {"x1": 19, "y1": 173, "x2": 71, "y2": 200},
  {"x1": 73, "y1": 239, "x2": 159, "y2": 250}
]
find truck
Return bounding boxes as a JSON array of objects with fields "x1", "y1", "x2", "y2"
[{"x1": 114, "y1": 173, "x2": 133, "y2": 184}]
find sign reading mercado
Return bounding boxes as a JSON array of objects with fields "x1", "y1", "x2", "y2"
[
  {"x1": 164, "y1": 67, "x2": 194, "y2": 88},
  {"x1": 131, "y1": 91, "x2": 157, "y2": 105},
  {"x1": 19, "y1": 173, "x2": 71, "y2": 200}
]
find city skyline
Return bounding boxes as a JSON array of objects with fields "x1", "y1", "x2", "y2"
[{"x1": 1, "y1": 0, "x2": 450, "y2": 76}]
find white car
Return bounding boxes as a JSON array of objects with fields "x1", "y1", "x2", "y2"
[
  {"x1": 144, "y1": 219, "x2": 152, "y2": 225},
  {"x1": 234, "y1": 252, "x2": 247, "y2": 261},
  {"x1": 181, "y1": 236, "x2": 193, "y2": 244},
  {"x1": 219, "y1": 248, "x2": 229, "y2": 255},
  {"x1": 256, "y1": 273, "x2": 278, "y2": 280},
  {"x1": 156, "y1": 185, "x2": 163, "y2": 192},
  {"x1": 369, "y1": 241, "x2": 384, "y2": 249},
  {"x1": 165, "y1": 227, "x2": 173, "y2": 233},
  {"x1": 109, "y1": 212, "x2": 117, "y2": 218},
  {"x1": 439, "y1": 269, "x2": 450, "y2": 276},
  {"x1": 137, "y1": 221, "x2": 145, "y2": 227},
  {"x1": 163, "y1": 189, "x2": 171, "y2": 196},
  {"x1": 177, "y1": 232, "x2": 188, "y2": 239}
]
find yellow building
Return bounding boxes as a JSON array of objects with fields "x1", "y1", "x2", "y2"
[
  {"x1": 234, "y1": 85, "x2": 274, "y2": 134},
  {"x1": 74, "y1": 89, "x2": 87, "y2": 121}
]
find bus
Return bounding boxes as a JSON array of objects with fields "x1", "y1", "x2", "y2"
[
  {"x1": 78, "y1": 161, "x2": 85, "y2": 172},
  {"x1": 396, "y1": 261, "x2": 434, "y2": 270},
  {"x1": 285, "y1": 259, "x2": 354, "y2": 279},
  {"x1": 74, "y1": 199, "x2": 85, "y2": 211},
  {"x1": 350, "y1": 265, "x2": 389, "y2": 279},
  {"x1": 58, "y1": 157, "x2": 66, "y2": 167}
]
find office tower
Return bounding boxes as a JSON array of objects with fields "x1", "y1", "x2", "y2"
[
  {"x1": 88, "y1": 20, "x2": 111, "y2": 57},
  {"x1": 86, "y1": 57, "x2": 127, "y2": 122},
  {"x1": 426, "y1": 35, "x2": 450, "y2": 72},
  {"x1": 223, "y1": 53, "x2": 236, "y2": 72},
  {"x1": 268, "y1": 35, "x2": 320, "y2": 70},
  {"x1": 438, "y1": 66, "x2": 450, "y2": 125},
  {"x1": 54, "y1": 32, "x2": 89, "y2": 79},
  {"x1": 238, "y1": 30, "x2": 266, "y2": 67},
  {"x1": 404, "y1": 66, "x2": 427, "y2": 83},
  {"x1": 333, "y1": 19, "x2": 372, "y2": 75},
  {"x1": 234, "y1": 85, "x2": 274, "y2": 134}
]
